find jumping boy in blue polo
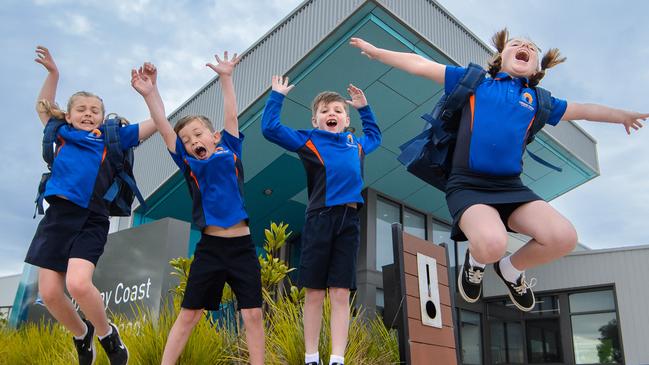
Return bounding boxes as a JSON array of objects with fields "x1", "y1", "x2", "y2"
[
  {"x1": 350, "y1": 30, "x2": 646, "y2": 312},
  {"x1": 131, "y1": 53, "x2": 265, "y2": 365},
  {"x1": 261, "y1": 76, "x2": 382, "y2": 365}
]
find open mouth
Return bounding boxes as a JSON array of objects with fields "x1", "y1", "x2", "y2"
[
  {"x1": 326, "y1": 119, "x2": 338, "y2": 128},
  {"x1": 515, "y1": 49, "x2": 530, "y2": 62},
  {"x1": 193, "y1": 146, "x2": 208, "y2": 159}
]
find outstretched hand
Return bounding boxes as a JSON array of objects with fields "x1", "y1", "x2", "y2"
[
  {"x1": 349, "y1": 37, "x2": 378, "y2": 60},
  {"x1": 271, "y1": 75, "x2": 294, "y2": 96},
  {"x1": 35, "y1": 46, "x2": 58, "y2": 73},
  {"x1": 131, "y1": 66, "x2": 155, "y2": 97},
  {"x1": 620, "y1": 111, "x2": 647, "y2": 135},
  {"x1": 141, "y1": 62, "x2": 157, "y2": 86},
  {"x1": 346, "y1": 84, "x2": 367, "y2": 109},
  {"x1": 206, "y1": 51, "x2": 240, "y2": 77}
]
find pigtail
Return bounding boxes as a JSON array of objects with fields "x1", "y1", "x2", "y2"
[
  {"x1": 529, "y1": 48, "x2": 566, "y2": 87},
  {"x1": 487, "y1": 28, "x2": 509, "y2": 78},
  {"x1": 36, "y1": 99, "x2": 66, "y2": 120}
]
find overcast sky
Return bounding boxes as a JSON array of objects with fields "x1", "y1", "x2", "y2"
[{"x1": 1, "y1": 0, "x2": 647, "y2": 277}]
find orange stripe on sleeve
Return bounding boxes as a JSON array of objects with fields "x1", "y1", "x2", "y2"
[
  {"x1": 305, "y1": 140, "x2": 324, "y2": 165},
  {"x1": 469, "y1": 94, "x2": 476, "y2": 132}
]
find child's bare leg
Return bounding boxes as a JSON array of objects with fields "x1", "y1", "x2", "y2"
[
  {"x1": 329, "y1": 287, "x2": 350, "y2": 358},
  {"x1": 65, "y1": 258, "x2": 110, "y2": 336},
  {"x1": 304, "y1": 288, "x2": 326, "y2": 354},
  {"x1": 459, "y1": 204, "x2": 509, "y2": 264},
  {"x1": 241, "y1": 307, "x2": 265, "y2": 365},
  {"x1": 507, "y1": 200, "x2": 578, "y2": 270},
  {"x1": 38, "y1": 268, "x2": 86, "y2": 336},
  {"x1": 161, "y1": 308, "x2": 203, "y2": 365}
]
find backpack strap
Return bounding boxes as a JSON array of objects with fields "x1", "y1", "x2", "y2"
[
  {"x1": 102, "y1": 117, "x2": 147, "y2": 211},
  {"x1": 435, "y1": 63, "x2": 486, "y2": 123},
  {"x1": 34, "y1": 119, "x2": 67, "y2": 217},
  {"x1": 525, "y1": 86, "x2": 563, "y2": 172}
]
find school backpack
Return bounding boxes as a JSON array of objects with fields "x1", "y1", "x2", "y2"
[
  {"x1": 397, "y1": 63, "x2": 561, "y2": 192},
  {"x1": 34, "y1": 114, "x2": 147, "y2": 217}
]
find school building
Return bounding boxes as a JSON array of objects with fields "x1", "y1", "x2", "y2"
[{"x1": 8, "y1": 0, "x2": 648, "y2": 364}]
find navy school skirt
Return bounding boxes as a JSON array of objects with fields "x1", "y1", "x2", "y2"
[{"x1": 446, "y1": 168, "x2": 543, "y2": 242}]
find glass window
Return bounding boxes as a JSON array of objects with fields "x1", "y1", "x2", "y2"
[
  {"x1": 569, "y1": 290, "x2": 616, "y2": 313},
  {"x1": 572, "y1": 313, "x2": 622, "y2": 364},
  {"x1": 460, "y1": 310, "x2": 482, "y2": 365},
  {"x1": 375, "y1": 198, "x2": 400, "y2": 272},
  {"x1": 530, "y1": 295, "x2": 560, "y2": 316},
  {"x1": 490, "y1": 320, "x2": 524, "y2": 364},
  {"x1": 403, "y1": 208, "x2": 426, "y2": 239},
  {"x1": 526, "y1": 319, "x2": 562, "y2": 363},
  {"x1": 432, "y1": 220, "x2": 452, "y2": 246}
]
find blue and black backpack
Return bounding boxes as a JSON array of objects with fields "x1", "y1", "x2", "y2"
[
  {"x1": 397, "y1": 63, "x2": 561, "y2": 192},
  {"x1": 35, "y1": 114, "x2": 147, "y2": 217}
]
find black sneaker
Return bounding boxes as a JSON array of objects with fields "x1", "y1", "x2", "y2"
[
  {"x1": 493, "y1": 260, "x2": 537, "y2": 312},
  {"x1": 73, "y1": 319, "x2": 96, "y2": 365},
  {"x1": 305, "y1": 362, "x2": 320, "y2": 365},
  {"x1": 99, "y1": 323, "x2": 128, "y2": 365},
  {"x1": 457, "y1": 250, "x2": 485, "y2": 303}
]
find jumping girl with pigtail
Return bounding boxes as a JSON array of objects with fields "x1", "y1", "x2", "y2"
[
  {"x1": 350, "y1": 28, "x2": 647, "y2": 311},
  {"x1": 25, "y1": 46, "x2": 157, "y2": 364}
]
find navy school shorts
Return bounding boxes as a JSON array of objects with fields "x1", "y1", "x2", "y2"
[
  {"x1": 182, "y1": 234, "x2": 262, "y2": 311},
  {"x1": 25, "y1": 196, "x2": 110, "y2": 272},
  {"x1": 298, "y1": 205, "x2": 361, "y2": 290}
]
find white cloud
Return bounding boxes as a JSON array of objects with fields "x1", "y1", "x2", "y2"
[{"x1": 52, "y1": 12, "x2": 94, "y2": 37}]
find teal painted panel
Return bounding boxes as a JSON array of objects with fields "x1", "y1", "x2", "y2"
[
  {"x1": 290, "y1": 188, "x2": 308, "y2": 205},
  {"x1": 379, "y1": 66, "x2": 443, "y2": 105},
  {"x1": 371, "y1": 165, "x2": 427, "y2": 200},
  {"x1": 432, "y1": 205, "x2": 452, "y2": 223},
  {"x1": 403, "y1": 185, "x2": 447, "y2": 213},
  {"x1": 380, "y1": 93, "x2": 442, "y2": 154},
  {"x1": 413, "y1": 40, "x2": 454, "y2": 66},
  {"x1": 252, "y1": 200, "x2": 306, "y2": 247},
  {"x1": 363, "y1": 146, "x2": 400, "y2": 186},
  {"x1": 244, "y1": 153, "x2": 306, "y2": 223},
  {"x1": 362, "y1": 80, "x2": 415, "y2": 130}
]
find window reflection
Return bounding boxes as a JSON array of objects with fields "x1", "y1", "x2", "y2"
[
  {"x1": 460, "y1": 310, "x2": 482, "y2": 365},
  {"x1": 490, "y1": 320, "x2": 524, "y2": 364},
  {"x1": 404, "y1": 208, "x2": 426, "y2": 239},
  {"x1": 572, "y1": 313, "x2": 622, "y2": 364},
  {"x1": 526, "y1": 319, "x2": 562, "y2": 363},
  {"x1": 375, "y1": 198, "x2": 400, "y2": 272}
]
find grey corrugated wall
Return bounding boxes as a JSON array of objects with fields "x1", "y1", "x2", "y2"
[{"x1": 483, "y1": 246, "x2": 649, "y2": 365}]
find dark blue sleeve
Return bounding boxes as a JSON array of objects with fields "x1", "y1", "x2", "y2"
[
  {"x1": 444, "y1": 66, "x2": 467, "y2": 95},
  {"x1": 118, "y1": 124, "x2": 140, "y2": 149},
  {"x1": 168, "y1": 136, "x2": 187, "y2": 172},
  {"x1": 261, "y1": 91, "x2": 310, "y2": 152},
  {"x1": 547, "y1": 96, "x2": 568, "y2": 126},
  {"x1": 221, "y1": 130, "x2": 244, "y2": 158},
  {"x1": 357, "y1": 105, "x2": 381, "y2": 154}
]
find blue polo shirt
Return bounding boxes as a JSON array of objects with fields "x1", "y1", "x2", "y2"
[
  {"x1": 445, "y1": 66, "x2": 567, "y2": 176},
  {"x1": 169, "y1": 131, "x2": 247, "y2": 230},
  {"x1": 44, "y1": 118, "x2": 140, "y2": 214},
  {"x1": 261, "y1": 91, "x2": 382, "y2": 212}
]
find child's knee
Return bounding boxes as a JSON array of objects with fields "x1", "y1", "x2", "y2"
[
  {"x1": 177, "y1": 308, "x2": 203, "y2": 327},
  {"x1": 471, "y1": 232, "x2": 508, "y2": 263},
  {"x1": 328, "y1": 288, "x2": 350, "y2": 306},
  {"x1": 305, "y1": 288, "x2": 326, "y2": 303},
  {"x1": 551, "y1": 222, "x2": 578, "y2": 254},
  {"x1": 65, "y1": 277, "x2": 93, "y2": 299},
  {"x1": 241, "y1": 308, "x2": 263, "y2": 324},
  {"x1": 39, "y1": 286, "x2": 64, "y2": 305}
]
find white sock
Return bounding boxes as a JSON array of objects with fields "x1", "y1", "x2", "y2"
[
  {"x1": 330, "y1": 355, "x2": 344, "y2": 364},
  {"x1": 305, "y1": 352, "x2": 319, "y2": 364},
  {"x1": 73, "y1": 321, "x2": 88, "y2": 340},
  {"x1": 500, "y1": 255, "x2": 523, "y2": 283},
  {"x1": 469, "y1": 253, "x2": 486, "y2": 269},
  {"x1": 98, "y1": 325, "x2": 113, "y2": 340}
]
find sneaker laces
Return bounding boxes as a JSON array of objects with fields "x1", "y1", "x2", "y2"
[
  {"x1": 467, "y1": 266, "x2": 484, "y2": 284},
  {"x1": 513, "y1": 274, "x2": 537, "y2": 295}
]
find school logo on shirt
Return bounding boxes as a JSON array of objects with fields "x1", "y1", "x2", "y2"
[
  {"x1": 214, "y1": 146, "x2": 227, "y2": 154},
  {"x1": 346, "y1": 134, "x2": 357, "y2": 148},
  {"x1": 519, "y1": 92, "x2": 535, "y2": 111},
  {"x1": 85, "y1": 129, "x2": 103, "y2": 141}
]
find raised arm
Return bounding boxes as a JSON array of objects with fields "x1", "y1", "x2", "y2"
[
  {"x1": 34, "y1": 46, "x2": 59, "y2": 125},
  {"x1": 562, "y1": 102, "x2": 647, "y2": 135},
  {"x1": 206, "y1": 51, "x2": 241, "y2": 138},
  {"x1": 260, "y1": 76, "x2": 308, "y2": 151},
  {"x1": 131, "y1": 64, "x2": 177, "y2": 152},
  {"x1": 349, "y1": 37, "x2": 446, "y2": 84},
  {"x1": 347, "y1": 84, "x2": 381, "y2": 153},
  {"x1": 135, "y1": 63, "x2": 159, "y2": 141}
]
